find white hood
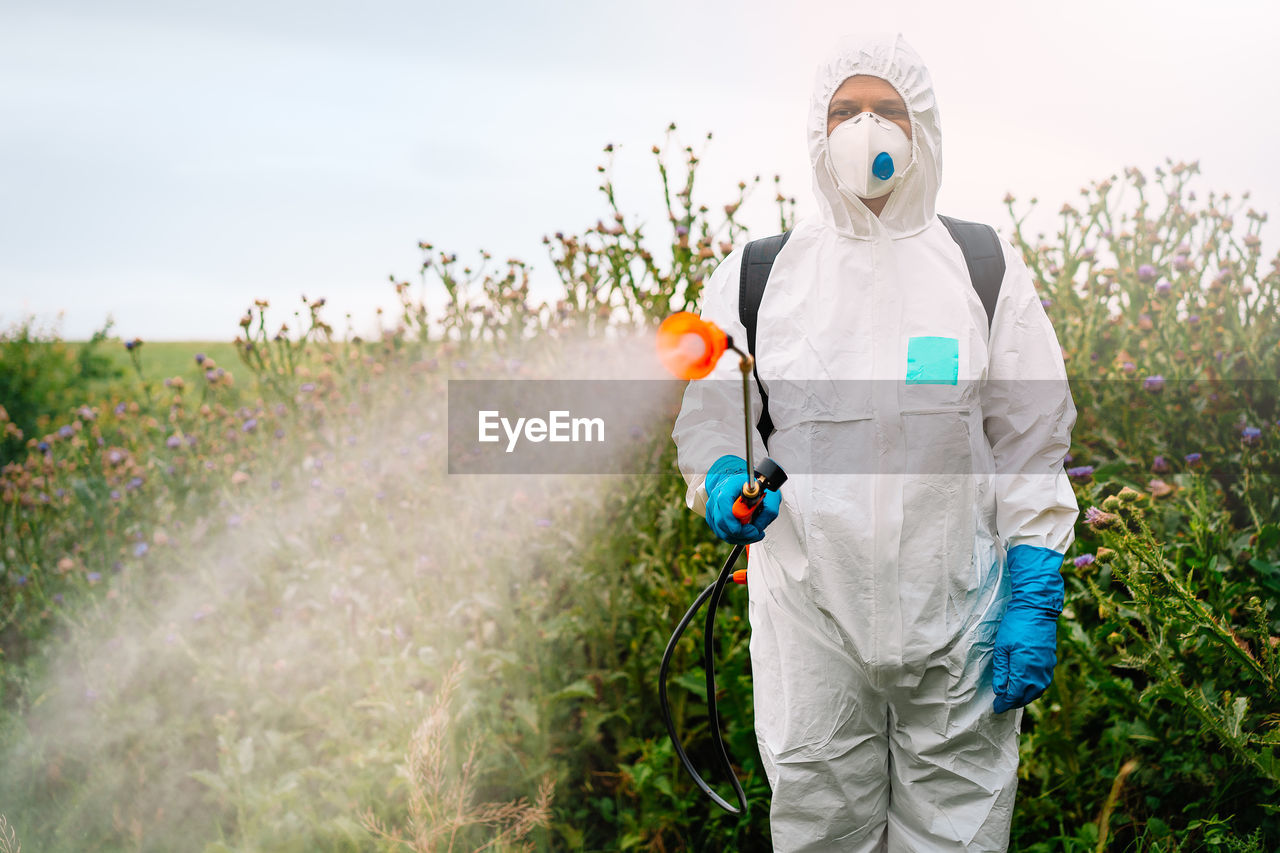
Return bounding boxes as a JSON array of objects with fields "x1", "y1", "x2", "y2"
[{"x1": 808, "y1": 32, "x2": 942, "y2": 240}]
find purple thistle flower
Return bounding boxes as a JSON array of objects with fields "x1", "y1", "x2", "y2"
[
  {"x1": 1188, "y1": 314, "x2": 1200, "y2": 325},
  {"x1": 1137, "y1": 264, "x2": 1157, "y2": 282},
  {"x1": 1173, "y1": 254, "x2": 1191, "y2": 272},
  {"x1": 126, "y1": 476, "x2": 143, "y2": 491},
  {"x1": 1185, "y1": 452, "x2": 1202, "y2": 466},
  {"x1": 37, "y1": 440, "x2": 50, "y2": 453},
  {"x1": 536, "y1": 518, "x2": 553, "y2": 528},
  {"x1": 58, "y1": 425, "x2": 74, "y2": 439},
  {"x1": 1155, "y1": 281, "x2": 1171, "y2": 296},
  {"x1": 1040, "y1": 298, "x2": 1052, "y2": 308},
  {"x1": 114, "y1": 401, "x2": 126, "y2": 415},
  {"x1": 87, "y1": 571, "x2": 102, "y2": 582},
  {"x1": 1067, "y1": 465, "x2": 1095, "y2": 482},
  {"x1": 195, "y1": 352, "x2": 206, "y2": 364},
  {"x1": 110, "y1": 489, "x2": 121, "y2": 500},
  {"x1": 300, "y1": 382, "x2": 315, "y2": 392},
  {"x1": 15, "y1": 575, "x2": 27, "y2": 586},
  {"x1": 242, "y1": 418, "x2": 258, "y2": 432},
  {"x1": 1242, "y1": 426, "x2": 1262, "y2": 444},
  {"x1": 1084, "y1": 507, "x2": 1120, "y2": 531},
  {"x1": 166, "y1": 434, "x2": 182, "y2": 448},
  {"x1": 133, "y1": 542, "x2": 149, "y2": 557},
  {"x1": 1152, "y1": 455, "x2": 1170, "y2": 473},
  {"x1": 1143, "y1": 375, "x2": 1164, "y2": 391},
  {"x1": 676, "y1": 225, "x2": 690, "y2": 237}
]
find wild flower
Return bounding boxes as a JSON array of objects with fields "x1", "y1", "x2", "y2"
[
  {"x1": 1152, "y1": 455, "x2": 1170, "y2": 473},
  {"x1": 1144, "y1": 375, "x2": 1164, "y2": 391},
  {"x1": 1155, "y1": 281, "x2": 1171, "y2": 296},
  {"x1": 166, "y1": 435, "x2": 182, "y2": 449},
  {"x1": 87, "y1": 572, "x2": 102, "y2": 583},
  {"x1": 1137, "y1": 264, "x2": 1157, "y2": 282},
  {"x1": 1074, "y1": 554, "x2": 1095, "y2": 568},
  {"x1": 133, "y1": 542, "x2": 149, "y2": 558},
  {"x1": 1067, "y1": 466, "x2": 1095, "y2": 482},
  {"x1": 1241, "y1": 426, "x2": 1262, "y2": 444},
  {"x1": 1149, "y1": 479, "x2": 1175, "y2": 497},
  {"x1": 242, "y1": 418, "x2": 258, "y2": 432},
  {"x1": 1185, "y1": 452, "x2": 1203, "y2": 466},
  {"x1": 58, "y1": 425, "x2": 73, "y2": 439},
  {"x1": 1085, "y1": 506, "x2": 1121, "y2": 531}
]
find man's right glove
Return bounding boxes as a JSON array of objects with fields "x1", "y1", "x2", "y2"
[
  {"x1": 703, "y1": 454, "x2": 781, "y2": 545},
  {"x1": 992, "y1": 543, "x2": 1065, "y2": 714}
]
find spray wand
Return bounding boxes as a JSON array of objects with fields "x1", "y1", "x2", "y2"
[{"x1": 654, "y1": 312, "x2": 788, "y2": 814}]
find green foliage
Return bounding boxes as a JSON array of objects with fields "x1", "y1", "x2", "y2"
[
  {"x1": 1, "y1": 138, "x2": 1278, "y2": 851},
  {"x1": 0, "y1": 315, "x2": 121, "y2": 466}
]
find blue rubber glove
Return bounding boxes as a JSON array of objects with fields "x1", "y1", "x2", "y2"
[
  {"x1": 992, "y1": 544, "x2": 1065, "y2": 714},
  {"x1": 703, "y1": 454, "x2": 781, "y2": 545}
]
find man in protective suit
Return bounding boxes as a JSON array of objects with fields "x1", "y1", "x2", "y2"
[{"x1": 671, "y1": 32, "x2": 1079, "y2": 852}]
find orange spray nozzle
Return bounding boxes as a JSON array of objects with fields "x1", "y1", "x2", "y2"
[{"x1": 655, "y1": 312, "x2": 729, "y2": 380}]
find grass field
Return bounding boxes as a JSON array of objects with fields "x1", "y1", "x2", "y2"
[{"x1": 67, "y1": 339, "x2": 242, "y2": 391}]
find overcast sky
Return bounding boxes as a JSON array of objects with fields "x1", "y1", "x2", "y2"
[{"x1": 3, "y1": 0, "x2": 1277, "y2": 341}]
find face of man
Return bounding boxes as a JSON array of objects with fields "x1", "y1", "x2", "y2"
[
  {"x1": 826, "y1": 75, "x2": 912, "y2": 142},
  {"x1": 826, "y1": 74, "x2": 912, "y2": 215}
]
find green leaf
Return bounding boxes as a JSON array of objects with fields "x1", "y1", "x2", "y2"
[
  {"x1": 671, "y1": 671, "x2": 707, "y2": 701},
  {"x1": 188, "y1": 769, "x2": 229, "y2": 795},
  {"x1": 547, "y1": 679, "x2": 597, "y2": 704}
]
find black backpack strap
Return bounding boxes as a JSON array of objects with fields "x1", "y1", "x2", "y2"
[
  {"x1": 738, "y1": 230, "x2": 792, "y2": 448},
  {"x1": 937, "y1": 213, "x2": 1006, "y2": 330}
]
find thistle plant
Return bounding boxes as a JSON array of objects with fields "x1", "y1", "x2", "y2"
[{"x1": 1077, "y1": 482, "x2": 1280, "y2": 787}]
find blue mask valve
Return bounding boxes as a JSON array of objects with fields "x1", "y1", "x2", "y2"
[{"x1": 872, "y1": 151, "x2": 895, "y2": 181}]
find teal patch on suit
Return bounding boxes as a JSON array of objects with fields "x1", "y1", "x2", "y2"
[{"x1": 906, "y1": 336, "x2": 959, "y2": 385}]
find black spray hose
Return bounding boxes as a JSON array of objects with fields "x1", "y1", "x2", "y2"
[{"x1": 658, "y1": 543, "x2": 748, "y2": 815}]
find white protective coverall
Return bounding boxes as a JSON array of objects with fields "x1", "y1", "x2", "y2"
[{"x1": 671, "y1": 33, "x2": 1079, "y2": 852}]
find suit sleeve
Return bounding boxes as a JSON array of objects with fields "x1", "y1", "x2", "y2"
[
  {"x1": 980, "y1": 237, "x2": 1079, "y2": 555},
  {"x1": 670, "y1": 248, "x2": 768, "y2": 517}
]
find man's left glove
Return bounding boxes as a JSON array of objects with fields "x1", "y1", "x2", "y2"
[
  {"x1": 703, "y1": 454, "x2": 781, "y2": 545},
  {"x1": 992, "y1": 544, "x2": 1065, "y2": 714}
]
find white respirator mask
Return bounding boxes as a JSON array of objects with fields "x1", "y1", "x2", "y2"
[{"x1": 827, "y1": 111, "x2": 912, "y2": 200}]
